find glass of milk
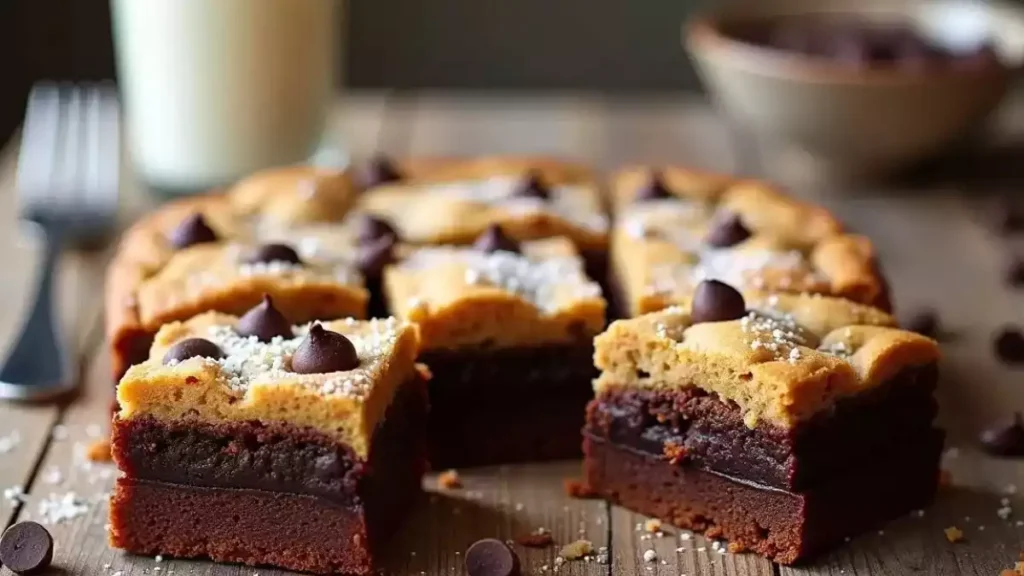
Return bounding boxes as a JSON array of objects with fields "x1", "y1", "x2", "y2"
[{"x1": 111, "y1": 0, "x2": 340, "y2": 194}]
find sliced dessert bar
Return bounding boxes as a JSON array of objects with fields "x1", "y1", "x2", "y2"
[
  {"x1": 357, "y1": 156, "x2": 610, "y2": 281},
  {"x1": 384, "y1": 225, "x2": 606, "y2": 467},
  {"x1": 106, "y1": 165, "x2": 397, "y2": 381},
  {"x1": 609, "y1": 166, "x2": 889, "y2": 317},
  {"x1": 583, "y1": 280, "x2": 941, "y2": 564},
  {"x1": 109, "y1": 302, "x2": 427, "y2": 575}
]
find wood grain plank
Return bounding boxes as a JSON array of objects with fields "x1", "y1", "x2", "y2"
[
  {"x1": 610, "y1": 508, "x2": 775, "y2": 576},
  {"x1": 0, "y1": 133, "x2": 115, "y2": 530},
  {"x1": 405, "y1": 94, "x2": 608, "y2": 163}
]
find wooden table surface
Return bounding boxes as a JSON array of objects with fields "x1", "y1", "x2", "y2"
[{"x1": 1, "y1": 92, "x2": 1024, "y2": 576}]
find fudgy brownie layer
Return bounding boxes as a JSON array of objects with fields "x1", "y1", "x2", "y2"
[
  {"x1": 423, "y1": 343, "x2": 597, "y2": 468},
  {"x1": 110, "y1": 478, "x2": 380, "y2": 575},
  {"x1": 586, "y1": 364, "x2": 938, "y2": 490},
  {"x1": 111, "y1": 374, "x2": 428, "y2": 504},
  {"x1": 583, "y1": 434, "x2": 943, "y2": 564}
]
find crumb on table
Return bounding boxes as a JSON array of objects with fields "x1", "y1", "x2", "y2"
[
  {"x1": 86, "y1": 440, "x2": 112, "y2": 463},
  {"x1": 559, "y1": 539, "x2": 593, "y2": 560},
  {"x1": 944, "y1": 526, "x2": 964, "y2": 543},
  {"x1": 563, "y1": 478, "x2": 598, "y2": 499},
  {"x1": 437, "y1": 469, "x2": 462, "y2": 489},
  {"x1": 515, "y1": 529, "x2": 554, "y2": 548}
]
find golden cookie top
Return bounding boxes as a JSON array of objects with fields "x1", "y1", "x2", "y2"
[
  {"x1": 611, "y1": 166, "x2": 887, "y2": 316},
  {"x1": 356, "y1": 157, "x2": 609, "y2": 251},
  {"x1": 594, "y1": 289, "x2": 939, "y2": 430},
  {"x1": 117, "y1": 312, "x2": 419, "y2": 459},
  {"x1": 384, "y1": 231, "x2": 606, "y2": 351},
  {"x1": 106, "y1": 165, "x2": 370, "y2": 353}
]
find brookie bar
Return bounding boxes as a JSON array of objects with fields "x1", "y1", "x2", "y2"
[
  {"x1": 108, "y1": 302, "x2": 427, "y2": 575},
  {"x1": 384, "y1": 226, "x2": 606, "y2": 467},
  {"x1": 582, "y1": 280, "x2": 941, "y2": 564},
  {"x1": 609, "y1": 166, "x2": 889, "y2": 317}
]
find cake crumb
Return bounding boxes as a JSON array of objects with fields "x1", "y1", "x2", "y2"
[
  {"x1": 437, "y1": 469, "x2": 462, "y2": 489},
  {"x1": 516, "y1": 528, "x2": 554, "y2": 548},
  {"x1": 727, "y1": 542, "x2": 746, "y2": 553},
  {"x1": 86, "y1": 439, "x2": 113, "y2": 463},
  {"x1": 564, "y1": 478, "x2": 598, "y2": 499},
  {"x1": 642, "y1": 549, "x2": 658, "y2": 563},
  {"x1": 662, "y1": 441, "x2": 687, "y2": 465},
  {"x1": 944, "y1": 526, "x2": 965, "y2": 543},
  {"x1": 559, "y1": 539, "x2": 593, "y2": 560},
  {"x1": 643, "y1": 518, "x2": 662, "y2": 533}
]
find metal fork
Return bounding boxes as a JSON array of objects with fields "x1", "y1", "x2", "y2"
[{"x1": 0, "y1": 83, "x2": 120, "y2": 401}]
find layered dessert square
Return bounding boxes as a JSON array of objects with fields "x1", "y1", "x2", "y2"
[
  {"x1": 583, "y1": 280, "x2": 941, "y2": 564},
  {"x1": 109, "y1": 302, "x2": 427, "y2": 575},
  {"x1": 384, "y1": 225, "x2": 606, "y2": 467},
  {"x1": 609, "y1": 166, "x2": 889, "y2": 317},
  {"x1": 106, "y1": 165, "x2": 394, "y2": 382},
  {"x1": 357, "y1": 155, "x2": 610, "y2": 282}
]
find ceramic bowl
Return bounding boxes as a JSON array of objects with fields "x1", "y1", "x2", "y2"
[{"x1": 685, "y1": 0, "x2": 1024, "y2": 179}]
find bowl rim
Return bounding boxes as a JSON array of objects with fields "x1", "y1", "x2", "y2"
[{"x1": 684, "y1": 1, "x2": 1021, "y2": 85}]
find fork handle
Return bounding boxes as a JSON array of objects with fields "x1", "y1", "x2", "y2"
[{"x1": 0, "y1": 228, "x2": 71, "y2": 398}]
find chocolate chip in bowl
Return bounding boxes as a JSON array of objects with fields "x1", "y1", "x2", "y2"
[{"x1": 684, "y1": 0, "x2": 1024, "y2": 181}]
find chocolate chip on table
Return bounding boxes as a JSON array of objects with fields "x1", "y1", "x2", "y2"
[
  {"x1": 979, "y1": 413, "x2": 1024, "y2": 457},
  {"x1": 237, "y1": 295, "x2": 293, "y2": 342},
  {"x1": 465, "y1": 538, "x2": 520, "y2": 576},
  {"x1": 291, "y1": 324, "x2": 360, "y2": 374},
  {"x1": 902, "y1": 308, "x2": 941, "y2": 338},
  {"x1": 163, "y1": 338, "x2": 225, "y2": 365},
  {"x1": 355, "y1": 214, "x2": 399, "y2": 244},
  {"x1": 511, "y1": 171, "x2": 550, "y2": 200},
  {"x1": 473, "y1": 224, "x2": 520, "y2": 254},
  {"x1": 994, "y1": 326, "x2": 1024, "y2": 364},
  {"x1": 633, "y1": 171, "x2": 673, "y2": 202},
  {"x1": 0, "y1": 521, "x2": 54, "y2": 575},
  {"x1": 168, "y1": 213, "x2": 218, "y2": 249},
  {"x1": 358, "y1": 154, "x2": 403, "y2": 190},
  {"x1": 690, "y1": 280, "x2": 747, "y2": 324},
  {"x1": 704, "y1": 211, "x2": 752, "y2": 248},
  {"x1": 992, "y1": 203, "x2": 1024, "y2": 234},
  {"x1": 356, "y1": 234, "x2": 398, "y2": 278},
  {"x1": 246, "y1": 243, "x2": 302, "y2": 265},
  {"x1": 1006, "y1": 258, "x2": 1024, "y2": 288}
]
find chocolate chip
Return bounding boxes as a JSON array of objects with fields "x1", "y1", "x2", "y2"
[
  {"x1": 291, "y1": 324, "x2": 359, "y2": 374},
  {"x1": 994, "y1": 326, "x2": 1024, "y2": 364},
  {"x1": 511, "y1": 172, "x2": 550, "y2": 200},
  {"x1": 355, "y1": 214, "x2": 399, "y2": 244},
  {"x1": 465, "y1": 538, "x2": 520, "y2": 576},
  {"x1": 473, "y1": 224, "x2": 520, "y2": 254},
  {"x1": 168, "y1": 213, "x2": 218, "y2": 249},
  {"x1": 237, "y1": 295, "x2": 293, "y2": 342},
  {"x1": 704, "y1": 211, "x2": 752, "y2": 248},
  {"x1": 691, "y1": 280, "x2": 747, "y2": 324},
  {"x1": 992, "y1": 203, "x2": 1024, "y2": 234},
  {"x1": 162, "y1": 338, "x2": 225, "y2": 365},
  {"x1": 246, "y1": 243, "x2": 301, "y2": 265},
  {"x1": 356, "y1": 234, "x2": 398, "y2": 278},
  {"x1": 1007, "y1": 259, "x2": 1024, "y2": 288},
  {"x1": 359, "y1": 154, "x2": 403, "y2": 189},
  {"x1": 979, "y1": 413, "x2": 1024, "y2": 457},
  {"x1": 634, "y1": 171, "x2": 673, "y2": 202},
  {"x1": 0, "y1": 521, "x2": 53, "y2": 574},
  {"x1": 902, "y1": 309, "x2": 940, "y2": 338}
]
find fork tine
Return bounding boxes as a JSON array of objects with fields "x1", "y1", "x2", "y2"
[
  {"x1": 96, "y1": 84, "x2": 121, "y2": 207},
  {"x1": 83, "y1": 85, "x2": 102, "y2": 201},
  {"x1": 16, "y1": 83, "x2": 61, "y2": 200},
  {"x1": 57, "y1": 85, "x2": 83, "y2": 206}
]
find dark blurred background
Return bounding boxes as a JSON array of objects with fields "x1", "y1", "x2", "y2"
[{"x1": 0, "y1": 0, "x2": 702, "y2": 146}]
